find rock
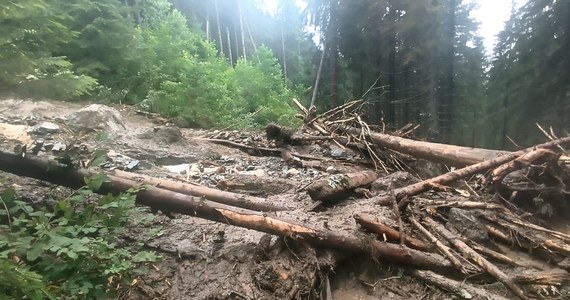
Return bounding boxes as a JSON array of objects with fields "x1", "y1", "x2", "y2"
[
  {"x1": 65, "y1": 104, "x2": 126, "y2": 132},
  {"x1": 137, "y1": 126, "x2": 183, "y2": 144},
  {"x1": 126, "y1": 160, "x2": 140, "y2": 170},
  {"x1": 326, "y1": 166, "x2": 340, "y2": 174},
  {"x1": 286, "y1": 168, "x2": 301, "y2": 176},
  {"x1": 445, "y1": 208, "x2": 489, "y2": 244},
  {"x1": 188, "y1": 163, "x2": 203, "y2": 176},
  {"x1": 51, "y1": 142, "x2": 66, "y2": 152},
  {"x1": 370, "y1": 171, "x2": 418, "y2": 191},
  {"x1": 330, "y1": 148, "x2": 347, "y2": 158},
  {"x1": 28, "y1": 121, "x2": 60, "y2": 135},
  {"x1": 238, "y1": 169, "x2": 265, "y2": 177},
  {"x1": 164, "y1": 163, "x2": 191, "y2": 174}
]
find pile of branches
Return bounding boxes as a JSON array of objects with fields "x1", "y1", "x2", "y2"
[
  {"x1": 286, "y1": 99, "x2": 570, "y2": 299},
  {"x1": 1, "y1": 99, "x2": 570, "y2": 299}
]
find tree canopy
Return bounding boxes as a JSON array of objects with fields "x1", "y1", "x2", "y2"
[{"x1": 0, "y1": 0, "x2": 567, "y2": 147}]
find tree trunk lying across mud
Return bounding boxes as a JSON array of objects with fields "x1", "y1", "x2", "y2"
[
  {"x1": 307, "y1": 170, "x2": 377, "y2": 202},
  {"x1": 111, "y1": 169, "x2": 287, "y2": 212},
  {"x1": 375, "y1": 135, "x2": 570, "y2": 206},
  {"x1": 330, "y1": 124, "x2": 510, "y2": 167},
  {"x1": 0, "y1": 149, "x2": 454, "y2": 273}
]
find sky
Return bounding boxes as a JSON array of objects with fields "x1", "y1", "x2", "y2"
[
  {"x1": 259, "y1": 0, "x2": 528, "y2": 54},
  {"x1": 469, "y1": 0, "x2": 527, "y2": 53}
]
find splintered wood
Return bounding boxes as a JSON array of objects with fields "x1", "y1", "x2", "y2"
[{"x1": 293, "y1": 99, "x2": 570, "y2": 300}]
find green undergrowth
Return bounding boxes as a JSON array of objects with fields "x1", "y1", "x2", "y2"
[{"x1": 0, "y1": 175, "x2": 162, "y2": 299}]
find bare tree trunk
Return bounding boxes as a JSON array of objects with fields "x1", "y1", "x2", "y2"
[
  {"x1": 328, "y1": 0, "x2": 339, "y2": 106},
  {"x1": 440, "y1": 0, "x2": 456, "y2": 143},
  {"x1": 0, "y1": 149, "x2": 454, "y2": 273},
  {"x1": 238, "y1": 0, "x2": 247, "y2": 60},
  {"x1": 310, "y1": 46, "x2": 326, "y2": 108},
  {"x1": 281, "y1": 24, "x2": 287, "y2": 87},
  {"x1": 206, "y1": 4, "x2": 211, "y2": 42},
  {"x1": 226, "y1": 26, "x2": 233, "y2": 66},
  {"x1": 214, "y1": 0, "x2": 224, "y2": 56}
]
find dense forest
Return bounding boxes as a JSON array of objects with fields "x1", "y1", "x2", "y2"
[{"x1": 1, "y1": 0, "x2": 568, "y2": 149}]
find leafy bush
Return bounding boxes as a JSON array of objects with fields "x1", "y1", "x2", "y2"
[
  {"x1": 0, "y1": 176, "x2": 161, "y2": 299},
  {"x1": 0, "y1": 0, "x2": 97, "y2": 99}
]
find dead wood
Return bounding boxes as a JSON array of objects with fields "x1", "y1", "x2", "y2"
[
  {"x1": 411, "y1": 270, "x2": 511, "y2": 300},
  {"x1": 423, "y1": 217, "x2": 529, "y2": 300},
  {"x1": 265, "y1": 123, "x2": 332, "y2": 146},
  {"x1": 416, "y1": 199, "x2": 505, "y2": 210},
  {"x1": 354, "y1": 214, "x2": 430, "y2": 252},
  {"x1": 389, "y1": 181, "x2": 406, "y2": 246},
  {"x1": 203, "y1": 138, "x2": 280, "y2": 156},
  {"x1": 374, "y1": 135, "x2": 570, "y2": 206},
  {"x1": 0, "y1": 149, "x2": 455, "y2": 272},
  {"x1": 483, "y1": 214, "x2": 570, "y2": 258},
  {"x1": 306, "y1": 171, "x2": 377, "y2": 202},
  {"x1": 488, "y1": 148, "x2": 558, "y2": 186},
  {"x1": 110, "y1": 169, "x2": 287, "y2": 212},
  {"x1": 468, "y1": 241, "x2": 521, "y2": 267},
  {"x1": 410, "y1": 216, "x2": 476, "y2": 275},
  {"x1": 332, "y1": 125, "x2": 510, "y2": 167}
]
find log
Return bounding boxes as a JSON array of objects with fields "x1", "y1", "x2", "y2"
[
  {"x1": 307, "y1": 171, "x2": 377, "y2": 202},
  {"x1": 374, "y1": 135, "x2": 570, "y2": 206},
  {"x1": 354, "y1": 214, "x2": 430, "y2": 251},
  {"x1": 332, "y1": 124, "x2": 510, "y2": 167},
  {"x1": 410, "y1": 217, "x2": 477, "y2": 275},
  {"x1": 411, "y1": 270, "x2": 510, "y2": 300},
  {"x1": 0, "y1": 149, "x2": 454, "y2": 272},
  {"x1": 110, "y1": 169, "x2": 287, "y2": 212},
  {"x1": 424, "y1": 217, "x2": 529, "y2": 300}
]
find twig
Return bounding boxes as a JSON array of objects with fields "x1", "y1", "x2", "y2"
[{"x1": 390, "y1": 180, "x2": 406, "y2": 246}]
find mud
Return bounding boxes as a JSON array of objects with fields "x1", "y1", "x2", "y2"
[{"x1": 1, "y1": 99, "x2": 567, "y2": 300}]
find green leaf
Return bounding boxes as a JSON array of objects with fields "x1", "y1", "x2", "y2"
[
  {"x1": 84, "y1": 173, "x2": 108, "y2": 192},
  {"x1": 0, "y1": 187, "x2": 16, "y2": 203},
  {"x1": 26, "y1": 244, "x2": 44, "y2": 261}
]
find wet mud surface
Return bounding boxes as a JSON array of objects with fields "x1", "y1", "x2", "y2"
[{"x1": 1, "y1": 99, "x2": 568, "y2": 299}]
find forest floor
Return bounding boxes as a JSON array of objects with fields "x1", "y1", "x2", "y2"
[{"x1": 0, "y1": 99, "x2": 568, "y2": 300}]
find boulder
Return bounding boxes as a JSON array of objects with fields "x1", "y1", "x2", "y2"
[{"x1": 65, "y1": 104, "x2": 126, "y2": 132}]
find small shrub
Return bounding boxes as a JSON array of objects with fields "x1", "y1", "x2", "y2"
[{"x1": 0, "y1": 176, "x2": 161, "y2": 299}]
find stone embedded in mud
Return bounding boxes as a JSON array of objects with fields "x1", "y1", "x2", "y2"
[
  {"x1": 445, "y1": 208, "x2": 489, "y2": 244},
  {"x1": 370, "y1": 171, "x2": 417, "y2": 191},
  {"x1": 65, "y1": 104, "x2": 126, "y2": 132},
  {"x1": 331, "y1": 148, "x2": 348, "y2": 158},
  {"x1": 28, "y1": 121, "x2": 60, "y2": 135},
  {"x1": 326, "y1": 166, "x2": 340, "y2": 174},
  {"x1": 285, "y1": 168, "x2": 301, "y2": 176}
]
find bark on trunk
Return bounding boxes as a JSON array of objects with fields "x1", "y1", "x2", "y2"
[
  {"x1": 0, "y1": 149, "x2": 454, "y2": 272},
  {"x1": 307, "y1": 171, "x2": 377, "y2": 202},
  {"x1": 333, "y1": 125, "x2": 510, "y2": 167}
]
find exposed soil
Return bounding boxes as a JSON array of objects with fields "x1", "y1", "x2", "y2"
[{"x1": 1, "y1": 99, "x2": 569, "y2": 300}]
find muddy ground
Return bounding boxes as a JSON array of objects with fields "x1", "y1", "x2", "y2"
[{"x1": 0, "y1": 99, "x2": 567, "y2": 299}]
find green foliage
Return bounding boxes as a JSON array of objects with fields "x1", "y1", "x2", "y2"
[
  {"x1": 486, "y1": 0, "x2": 570, "y2": 149},
  {"x1": 0, "y1": 0, "x2": 97, "y2": 99},
  {"x1": 228, "y1": 46, "x2": 299, "y2": 127},
  {"x1": 0, "y1": 259, "x2": 55, "y2": 300},
  {"x1": 0, "y1": 179, "x2": 161, "y2": 299}
]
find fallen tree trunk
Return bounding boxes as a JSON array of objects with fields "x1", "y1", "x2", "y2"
[
  {"x1": 375, "y1": 135, "x2": 570, "y2": 206},
  {"x1": 424, "y1": 217, "x2": 529, "y2": 300},
  {"x1": 0, "y1": 149, "x2": 454, "y2": 272},
  {"x1": 333, "y1": 125, "x2": 509, "y2": 167},
  {"x1": 111, "y1": 169, "x2": 287, "y2": 212},
  {"x1": 411, "y1": 270, "x2": 510, "y2": 300},
  {"x1": 307, "y1": 171, "x2": 377, "y2": 202},
  {"x1": 354, "y1": 214, "x2": 430, "y2": 252}
]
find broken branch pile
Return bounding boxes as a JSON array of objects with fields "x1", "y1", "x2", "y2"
[{"x1": 1, "y1": 99, "x2": 570, "y2": 299}]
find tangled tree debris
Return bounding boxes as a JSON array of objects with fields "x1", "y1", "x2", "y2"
[{"x1": 1, "y1": 99, "x2": 570, "y2": 299}]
